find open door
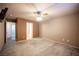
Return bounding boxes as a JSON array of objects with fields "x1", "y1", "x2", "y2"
[
  {"x1": 6, "y1": 21, "x2": 16, "y2": 43},
  {"x1": 26, "y1": 22, "x2": 33, "y2": 40}
]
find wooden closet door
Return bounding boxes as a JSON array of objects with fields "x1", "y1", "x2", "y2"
[
  {"x1": 33, "y1": 22, "x2": 39, "y2": 38},
  {"x1": 16, "y1": 19, "x2": 26, "y2": 41}
]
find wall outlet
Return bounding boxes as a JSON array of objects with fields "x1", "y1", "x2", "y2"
[{"x1": 67, "y1": 40, "x2": 70, "y2": 42}]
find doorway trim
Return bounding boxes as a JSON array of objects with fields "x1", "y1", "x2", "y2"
[{"x1": 4, "y1": 18, "x2": 16, "y2": 44}]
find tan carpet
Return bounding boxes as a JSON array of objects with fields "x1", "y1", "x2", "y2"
[{"x1": 0, "y1": 38, "x2": 79, "y2": 56}]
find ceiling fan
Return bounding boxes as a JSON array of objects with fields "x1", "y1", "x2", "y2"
[
  {"x1": 33, "y1": 11, "x2": 48, "y2": 17},
  {"x1": 32, "y1": 11, "x2": 48, "y2": 21},
  {"x1": 30, "y1": 4, "x2": 55, "y2": 21}
]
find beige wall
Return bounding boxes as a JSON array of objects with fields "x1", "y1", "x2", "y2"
[
  {"x1": 39, "y1": 12, "x2": 79, "y2": 47},
  {"x1": 0, "y1": 21, "x2": 4, "y2": 50}
]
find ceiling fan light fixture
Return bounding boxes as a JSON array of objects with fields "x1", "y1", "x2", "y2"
[
  {"x1": 43, "y1": 13, "x2": 48, "y2": 16},
  {"x1": 36, "y1": 16, "x2": 42, "y2": 21}
]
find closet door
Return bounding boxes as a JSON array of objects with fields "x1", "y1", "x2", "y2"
[{"x1": 16, "y1": 19, "x2": 26, "y2": 41}]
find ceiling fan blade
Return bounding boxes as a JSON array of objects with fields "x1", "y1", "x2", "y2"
[{"x1": 43, "y1": 13, "x2": 48, "y2": 16}]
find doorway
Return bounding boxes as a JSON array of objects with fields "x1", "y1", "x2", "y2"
[
  {"x1": 26, "y1": 22, "x2": 33, "y2": 40},
  {"x1": 6, "y1": 21, "x2": 16, "y2": 44}
]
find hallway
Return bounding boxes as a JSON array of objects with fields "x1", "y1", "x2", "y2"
[{"x1": 0, "y1": 38, "x2": 79, "y2": 56}]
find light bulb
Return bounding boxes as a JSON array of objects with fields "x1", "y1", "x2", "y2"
[{"x1": 36, "y1": 16, "x2": 42, "y2": 21}]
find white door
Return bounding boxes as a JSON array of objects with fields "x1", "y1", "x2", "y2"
[{"x1": 26, "y1": 22, "x2": 33, "y2": 40}]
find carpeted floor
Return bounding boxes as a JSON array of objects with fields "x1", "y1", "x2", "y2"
[{"x1": 0, "y1": 38, "x2": 79, "y2": 56}]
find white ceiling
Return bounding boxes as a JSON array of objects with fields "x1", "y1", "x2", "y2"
[{"x1": 0, "y1": 3, "x2": 78, "y2": 21}]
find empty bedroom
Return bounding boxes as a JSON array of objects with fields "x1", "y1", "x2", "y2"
[{"x1": 0, "y1": 3, "x2": 79, "y2": 56}]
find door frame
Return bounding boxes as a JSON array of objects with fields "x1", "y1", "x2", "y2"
[{"x1": 4, "y1": 19, "x2": 17, "y2": 44}]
